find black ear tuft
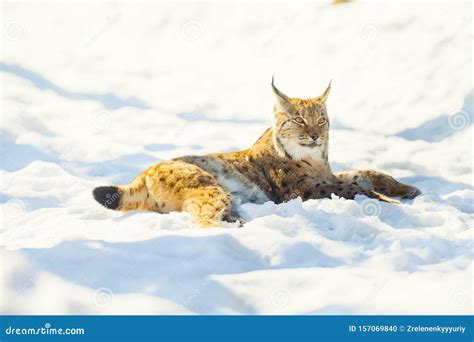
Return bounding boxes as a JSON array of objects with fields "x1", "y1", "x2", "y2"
[{"x1": 93, "y1": 186, "x2": 121, "y2": 210}]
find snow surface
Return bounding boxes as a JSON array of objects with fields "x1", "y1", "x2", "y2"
[{"x1": 1, "y1": 1, "x2": 472, "y2": 314}]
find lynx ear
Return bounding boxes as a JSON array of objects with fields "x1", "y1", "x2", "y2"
[
  {"x1": 271, "y1": 76, "x2": 290, "y2": 110},
  {"x1": 319, "y1": 80, "x2": 332, "y2": 103}
]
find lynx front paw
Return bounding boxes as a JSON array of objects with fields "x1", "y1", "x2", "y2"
[{"x1": 402, "y1": 186, "x2": 422, "y2": 199}]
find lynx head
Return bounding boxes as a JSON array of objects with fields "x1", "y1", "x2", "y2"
[{"x1": 271, "y1": 78, "x2": 331, "y2": 162}]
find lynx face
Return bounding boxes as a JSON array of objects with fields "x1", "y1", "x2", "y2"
[{"x1": 271, "y1": 80, "x2": 331, "y2": 161}]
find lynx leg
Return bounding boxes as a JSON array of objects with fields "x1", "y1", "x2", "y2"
[
  {"x1": 181, "y1": 187, "x2": 234, "y2": 228},
  {"x1": 335, "y1": 170, "x2": 421, "y2": 199},
  {"x1": 297, "y1": 182, "x2": 399, "y2": 204},
  {"x1": 145, "y1": 160, "x2": 240, "y2": 228}
]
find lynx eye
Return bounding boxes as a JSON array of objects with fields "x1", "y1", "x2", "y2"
[
  {"x1": 293, "y1": 117, "x2": 305, "y2": 125},
  {"x1": 317, "y1": 117, "x2": 327, "y2": 126}
]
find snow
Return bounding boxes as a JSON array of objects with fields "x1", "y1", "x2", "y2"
[{"x1": 1, "y1": 1, "x2": 472, "y2": 314}]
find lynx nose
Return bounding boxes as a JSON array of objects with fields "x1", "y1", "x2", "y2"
[{"x1": 310, "y1": 134, "x2": 319, "y2": 141}]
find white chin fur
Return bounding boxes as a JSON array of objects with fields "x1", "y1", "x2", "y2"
[{"x1": 280, "y1": 138, "x2": 326, "y2": 161}]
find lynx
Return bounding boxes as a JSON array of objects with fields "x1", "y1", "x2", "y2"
[{"x1": 93, "y1": 79, "x2": 421, "y2": 227}]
